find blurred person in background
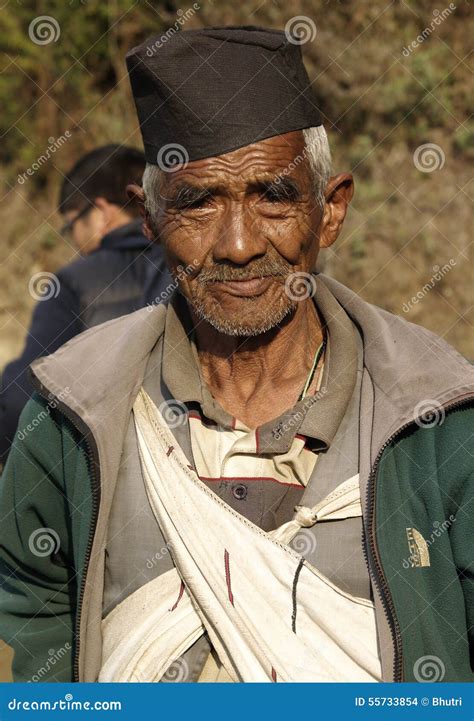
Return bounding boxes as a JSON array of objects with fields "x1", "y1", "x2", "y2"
[{"x1": 0, "y1": 144, "x2": 172, "y2": 467}]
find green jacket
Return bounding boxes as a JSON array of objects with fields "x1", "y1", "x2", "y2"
[{"x1": 0, "y1": 276, "x2": 473, "y2": 683}]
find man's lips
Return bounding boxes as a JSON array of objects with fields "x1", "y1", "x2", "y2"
[{"x1": 212, "y1": 276, "x2": 274, "y2": 297}]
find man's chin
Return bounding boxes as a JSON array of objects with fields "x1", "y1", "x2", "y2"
[{"x1": 189, "y1": 293, "x2": 296, "y2": 337}]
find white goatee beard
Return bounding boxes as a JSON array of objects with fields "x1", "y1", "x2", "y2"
[{"x1": 189, "y1": 292, "x2": 296, "y2": 337}]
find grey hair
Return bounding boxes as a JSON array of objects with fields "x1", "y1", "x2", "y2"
[
  {"x1": 142, "y1": 125, "x2": 331, "y2": 219},
  {"x1": 302, "y1": 125, "x2": 332, "y2": 209}
]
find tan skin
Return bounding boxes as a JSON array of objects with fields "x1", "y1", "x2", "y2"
[
  {"x1": 62, "y1": 197, "x2": 134, "y2": 256},
  {"x1": 128, "y1": 130, "x2": 354, "y2": 428}
]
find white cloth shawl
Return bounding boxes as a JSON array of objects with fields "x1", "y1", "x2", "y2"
[{"x1": 99, "y1": 388, "x2": 382, "y2": 683}]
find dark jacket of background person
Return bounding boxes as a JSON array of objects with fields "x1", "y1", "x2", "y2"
[{"x1": 0, "y1": 220, "x2": 172, "y2": 466}]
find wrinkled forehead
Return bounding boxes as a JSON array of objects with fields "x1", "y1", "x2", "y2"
[{"x1": 161, "y1": 130, "x2": 308, "y2": 189}]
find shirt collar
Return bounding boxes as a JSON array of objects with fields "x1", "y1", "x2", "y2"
[{"x1": 161, "y1": 275, "x2": 358, "y2": 452}]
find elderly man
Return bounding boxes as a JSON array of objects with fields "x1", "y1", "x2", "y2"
[{"x1": 0, "y1": 26, "x2": 472, "y2": 684}]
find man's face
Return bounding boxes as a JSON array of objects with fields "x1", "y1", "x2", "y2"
[
  {"x1": 62, "y1": 207, "x2": 104, "y2": 255},
  {"x1": 154, "y1": 130, "x2": 323, "y2": 336}
]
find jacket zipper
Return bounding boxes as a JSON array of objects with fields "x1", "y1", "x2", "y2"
[
  {"x1": 366, "y1": 395, "x2": 473, "y2": 683},
  {"x1": 28, "y1": 372, "x2": 473, "y2": 682},
  {"x1": 28, "y1": 369, "x2": 101, "y2": 683}
]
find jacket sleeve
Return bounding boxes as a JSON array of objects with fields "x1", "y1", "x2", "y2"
[
  {"x1": 0, "y1": 276, "x2": 82, "y2": 467},
  {"x1": 449, "y1": 467, "x2": 474, "y2": 669},
  {"x1": 0, "y1": 394, "x2": 76, "y2": 681}
]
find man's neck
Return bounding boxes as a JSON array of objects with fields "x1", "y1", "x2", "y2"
[{"x1": 190, "y1": 299, "x2": 324, "y2": 428}]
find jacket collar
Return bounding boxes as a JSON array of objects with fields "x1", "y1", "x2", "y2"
[
  {"x1": 96, "y1": 219, "x2": 152, "y2": 252},
  {"x1": 30, "y1": 272, "x2": 474, "y2": 456}
]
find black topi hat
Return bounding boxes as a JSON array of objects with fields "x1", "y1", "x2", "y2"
[{"x1": 126, "y1": 25, "x2": 322, "y2": 168}]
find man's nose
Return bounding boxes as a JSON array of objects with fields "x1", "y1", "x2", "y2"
[{"x1": 212, "y1": 202, "x2": 267, "y2": 265}]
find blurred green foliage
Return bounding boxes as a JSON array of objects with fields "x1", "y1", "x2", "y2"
[
  {"x1": 0, "y1": 0, "x2": 472, "y2": 357},
  {"x1": 0, "y1": 0, "x2": 471, "y2": 187}
]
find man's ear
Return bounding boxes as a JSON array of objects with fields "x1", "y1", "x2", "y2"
[
  {"x1": 94, "y1": 197, "x2": 117, "y2": 227},
  {"x1": 319, "y1": 173, "x2": 354, "y2": 249},
  {"x1": 126, "y1": 183, "x2": 154, "y2": 242}
]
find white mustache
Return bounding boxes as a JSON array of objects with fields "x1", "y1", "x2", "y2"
[{"x1": 197, "y1": 267, "x2": 290, "y2": 284}]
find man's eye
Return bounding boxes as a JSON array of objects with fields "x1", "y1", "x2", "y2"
[
  {"x1": 261, "y1": 188, "x2": 289, "y2": 204},
  {"x1": 175, "y1": 194, "x2": 211, "y2": 210},
  {"x1": 186, "y1": 197, "x2": 210, "y2": 209},
  {"x1": 262, "y1": 190, "x2": 282, "y2": 203}
]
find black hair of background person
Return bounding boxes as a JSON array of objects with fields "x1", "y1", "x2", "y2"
[
  {"x1": 0, "y1": 145, "x2": 172, "y2": 469},
  {"x1": 59, "y1": 144, "x2": 146, "y2": 214}
]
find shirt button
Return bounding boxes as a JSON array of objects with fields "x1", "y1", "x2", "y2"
[{"x1": 232, "y1": 483, "x2": 248, "y2": 500}]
